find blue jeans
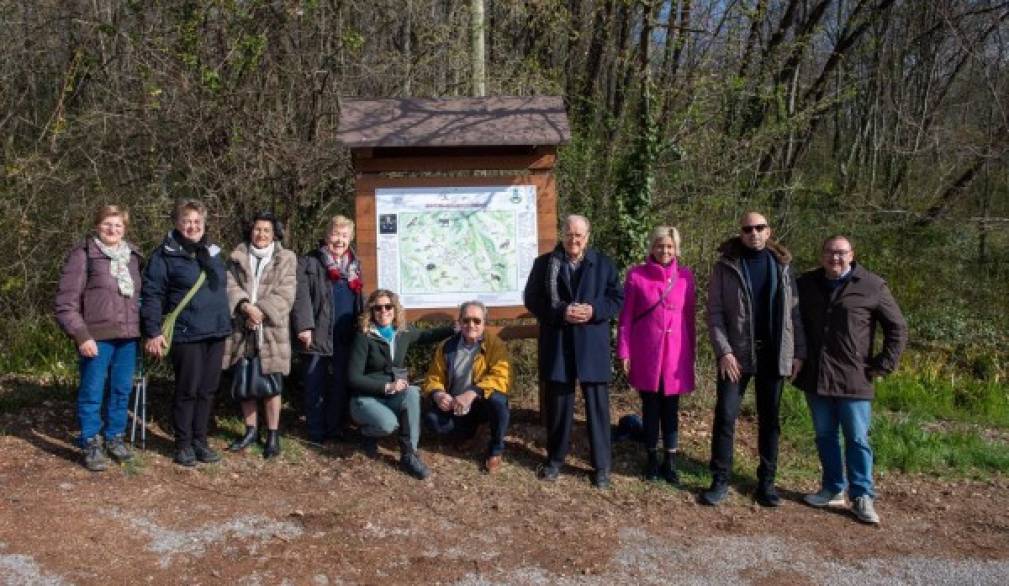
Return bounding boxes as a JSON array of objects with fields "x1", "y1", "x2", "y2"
[
  {"x1": 424, "y1": 391, "x2": 510, "y2": 456},
  {"x1": 303, "y1": 346, "x2": 350, "y2": 442},
  {"x1": 805, "y1": 392, "x2": 874, "y2": 499},
  {"x1": 77, "y1": 339, "x2": 137, "y2": 447},
  {"x1": 350, "y1": 386, "x2": 421, "y2": 451}
]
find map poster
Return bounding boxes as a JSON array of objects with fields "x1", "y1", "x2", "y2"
[{"x1": 375, "y1": 185, "x2": 539, "y2": 309}]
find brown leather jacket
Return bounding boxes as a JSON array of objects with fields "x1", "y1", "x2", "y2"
[{"x1": 794, "y1": 263, "x2": 908, "y2": 399}]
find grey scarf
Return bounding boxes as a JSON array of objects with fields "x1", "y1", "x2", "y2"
[
  {"x1": 548, "y1": 250, "x2": 564, "y2": 311},
  {"x1": 93, "y1": 238, "x2": 134, "y2": 297}
]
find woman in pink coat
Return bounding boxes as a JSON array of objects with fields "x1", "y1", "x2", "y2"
[{"x1": 617, "y1": 226, "x2": 696, "y2": 483}]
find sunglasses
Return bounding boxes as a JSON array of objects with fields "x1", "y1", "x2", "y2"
[
  {"x1": 741, "y1": 224, "x2": 768, "y2": 234},
  {"x1": 461, "y1": 317, "x2": 483, "y2": 325},
  {"x1": 371, "y1": 303, "x2": 395, "y2": 312}
]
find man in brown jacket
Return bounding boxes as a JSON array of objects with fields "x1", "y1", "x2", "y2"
[
  {"x1": 795, "y1": 235, "x2": 907, "y2": 524},
  {"x1": 702, "y1": 212, "x2": 805, "y2": 507}
]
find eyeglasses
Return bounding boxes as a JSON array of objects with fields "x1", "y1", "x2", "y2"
[
  {"x1": 741, "y1": 224, "x2": 768, "y2": 234},
  {"x1": 371, "y1": 304, "x2": 394, "y2": 312},
  {"x1": 822, "y1": 249, "x2": 852, "y2": 258},
  {"x1": 461, "y1": 317, "x2": 483, "y2": 325}
]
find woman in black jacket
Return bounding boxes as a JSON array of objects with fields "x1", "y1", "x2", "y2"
[
  {"x1": 141, "y1": 199, "x2": 231, "y2": 467},
  {"x1": 290, "y1": 215, "x2": 364, "y2": 444},
  {"x1": 347, "y1": 289, "x2": 452, "y2": 479}
]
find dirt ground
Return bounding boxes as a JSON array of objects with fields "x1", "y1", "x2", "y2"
[{"x1": 2, "y1": 377, "x2": 1009, "y2": 585}]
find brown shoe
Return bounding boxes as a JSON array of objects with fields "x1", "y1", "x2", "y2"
[{"x1": 484, "y1": 455, "x2": 503, "y2": 474}]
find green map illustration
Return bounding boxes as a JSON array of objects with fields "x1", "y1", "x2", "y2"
[{"x1": 399, "y1": 211, "x2": 516, "y2": 293}]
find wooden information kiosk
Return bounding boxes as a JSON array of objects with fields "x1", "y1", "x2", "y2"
[{"x1": 337, "y1": 96, "x2": 570, "y2": 339}]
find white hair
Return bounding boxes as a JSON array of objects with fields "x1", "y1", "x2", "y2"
[{"x1": 563, "y1": 214, "x2": 591, "y2": 233}]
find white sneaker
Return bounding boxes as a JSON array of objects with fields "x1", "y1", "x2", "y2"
[
  {"x1": 851, "y1": 495, "x2": 880, "y2": 524},
  {"x1": 803, "y1": 489, "x2": 846, "y2": 508}
]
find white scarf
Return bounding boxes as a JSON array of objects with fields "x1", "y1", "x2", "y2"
[
  {"x1": 93, "y1": 238, "x2": 134, "y2": 297},
  {"x1": 248, "y1": 242, "x2": 275, "y2": 304}
]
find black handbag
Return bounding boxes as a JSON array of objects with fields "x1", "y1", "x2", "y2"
[{"x1": 230, "y1": 335, "x2": 283, "y2": 401}]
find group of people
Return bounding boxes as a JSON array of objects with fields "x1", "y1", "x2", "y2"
[
  {"x1": 54, "y1": 200, "x2": 510, "y2": 480},
  {"x1": 523, "y1": 213, "x2": 907, "y2": 525},
  {"x1": 54, "y1": 201, "x2": 907, "y2": 525}
]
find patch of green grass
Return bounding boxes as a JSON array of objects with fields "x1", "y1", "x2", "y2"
[
  {"x1": 280, "y1": 434, "x2": 306, "y2": 464},
  {"x1": 875, "y1": 374, "x2": 1009, "y2": 428},
  {"x1": 121, "y1": 453, "x2": 147, "y2": 476},
  {"x1": 777, "y1": 386, "x2": 1009, "y2": 477},
  {"x1": 0, "y1": 315, "x2": 78, "y2": 378},
  {"x1": 873, "y1": 414, "x2": 1009, "y2": 476}
]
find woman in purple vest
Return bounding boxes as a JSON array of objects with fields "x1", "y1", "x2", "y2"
[{"x1": 617, "y1": 226, "x2": 696, "y2": 483}]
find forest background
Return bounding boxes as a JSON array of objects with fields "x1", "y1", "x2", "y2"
[{"x1": 2, "y1": 1, "x2": 1008, "y2": 470}]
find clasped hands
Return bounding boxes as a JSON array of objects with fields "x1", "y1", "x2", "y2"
[
  {"x1": 434, "y1": 390, "x2": 477, "y2": 416},
  {"x1": 564, "y1": 302, "x2": 594, "y2": 324},
  {"x1": 240, "y1": 302, "x2": 265, "y2": 331}
]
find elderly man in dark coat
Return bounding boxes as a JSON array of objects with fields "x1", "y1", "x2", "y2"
[{"x1": 523, "y1": 214, "x2": 623, "y2": 488}]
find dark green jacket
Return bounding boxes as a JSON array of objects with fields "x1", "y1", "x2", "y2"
[{"x1": 347, "y1": 325, "x2": 454, "y2": 397}]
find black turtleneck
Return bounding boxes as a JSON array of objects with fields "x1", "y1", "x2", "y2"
[{"x1": 741, "y1": 246, "x2": 773, "y2": 341}]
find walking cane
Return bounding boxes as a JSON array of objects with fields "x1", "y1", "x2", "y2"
[{"x1": 130, "y1": 354, "x2": 148, "y2": 450}]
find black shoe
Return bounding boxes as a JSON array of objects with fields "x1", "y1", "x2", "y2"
[
  {"x1": 399, "y1": 451, "x2": 431, "y2": 480},
  {"x1": 228, "y1": 425, "x2": 258, "y2": 452},
  {"x1": 661, "y1": 452, "x2": 679, "y2": 485},
  {"x1": 755, "y1": 485, "x2": 782, "y2": 508},
  {"x1": 643, "y1": 450, "x2": 660, "y2": 481},
  {"x1": 192, "y1": 442, "x2": 221, "y2": 464},
  {"x1": 361, "y1": 436, "x2": 379, "y2": 458},
  {"x1": 592, "y1": 471, "x2": 611, "y2": 490},
  {"x1": 537, "y1": 463, "x2": 560, "y2": 482},
  {"x1": 174, "y1": 446, "x2": 197, "y2": 467},
  {"x1": 82, "y1": 436, "x2": 109, "y2": 472},
  {"x1": 700, "y1": 481, "x2": 728, "y2": 506},
  {"x1": 263, "y1": 430, "x2": 281, "y2": 460}
]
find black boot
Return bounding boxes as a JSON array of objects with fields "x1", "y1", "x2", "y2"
[
  {"x1": 396, "y1": 409, "x2": 427, "y2": 478},
  {"x1": 263, "y1": 430, "x2": 281, "y2": 459},
  {"x1": 661, "y1": 450, "x2": 680, "y2": 485},
  {"x1": 755, "y1": 480, "x2": 781, "y2": 507},
  {"x1": 643, "y1": 449, "x2": 660, "y2": 481},
  {"x1": 228, "y1": 425, "x2": 258, "y2": 452},
  {"x1": 398, "y1": 435, "x2": 430, "y2": 480}
]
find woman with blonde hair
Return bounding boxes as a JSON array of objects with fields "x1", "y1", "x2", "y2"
[
  {"x1": 55, "y1": 204, "x2": 144, "y2": 471},
  {"x1": 617, "y1": 225, "x2": 696, "y2": 483},
  {"x1": 291, "y1": 215, "x2": 364, "y2": 444},
  {"x1": 347, "y1": 289, "x2": 453, "y2": 479}
]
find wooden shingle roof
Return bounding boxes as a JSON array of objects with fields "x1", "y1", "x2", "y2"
[{"x1": 337, "y1": 96, "x2": 570, "y2": 148}]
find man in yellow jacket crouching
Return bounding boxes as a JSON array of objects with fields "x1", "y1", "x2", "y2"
[{"x1": 423, "y1": 300, "x2": 511, "y2": 473}]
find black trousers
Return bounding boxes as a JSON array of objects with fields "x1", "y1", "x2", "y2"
[
  {"x1": 545, "y1": 380, "x2": 611, "y2": 473},
  {"x1": 640, "y1": 389, "x2": 680, "y2": 452},
  {"x1": 709, "y1": 369, "x2": 784, "y2": 486},
  {"x1": 170, "y1": 338, "x2": 225, "y2": 449}
]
